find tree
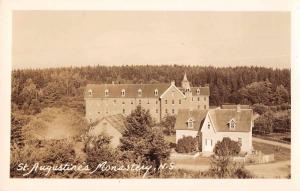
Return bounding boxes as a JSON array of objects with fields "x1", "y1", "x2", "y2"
[
  {"x1": 274, "y1": 85, "x2": 289, "y2": 104},
  {"x1": 176, "y1": 136, "x2": 198, "y2": 153},
  {"x1": 207, "y1": 138, "x2": 252, "y2": 178},
  {"x1": 119, "y1": 106, "x2": 170, "y2": 175},
  {"x1": 213, "y1": 137, "x2": 241, "y2": 157},
  {"x1": 84, "y1": 134, "x2": 124, "y2": 178},
  {"x1": 160, "y1": 115, "x2": 176, "y2": 135}
]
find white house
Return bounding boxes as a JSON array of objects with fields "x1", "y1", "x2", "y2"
[{"x1": 175, "y1": 105, "x2": 253, "y2": 154}]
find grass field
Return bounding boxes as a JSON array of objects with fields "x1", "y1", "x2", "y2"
[{"x1": 252, "y1": 141, "x2": 290, "y2": 161}]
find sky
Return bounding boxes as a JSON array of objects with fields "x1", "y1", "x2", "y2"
[{"x1": 12, "y1": 11, "x2": 290, "y2": 69}]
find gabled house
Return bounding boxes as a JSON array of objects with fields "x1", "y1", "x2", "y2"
[
  {"x1": 175, "y1": 105, "x2": 253, "y2": 154},
  {"x1": 174, "y1": 109, "x2": 208, "y2": 143},
  {"x1": 88, "y1": 114, "x2": 126, "y2": 148}
]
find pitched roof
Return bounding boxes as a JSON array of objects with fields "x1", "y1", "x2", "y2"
[
  {"x1": 178, "y1": 87, "x2": 210, "y2": 96},
  {"x1": 190, "y1": 87, "x2": 210, "y2": 96},
  {"x1": 174, "y1": 109, "x2": 208, "y2": 131},
  {"x1": 208, "y1": 109, "x2": 252, "y2": 132},
  {"x1": 93, "y1": 114, "x2": 127, "y2": 133},
  {"x1": 85, "y1": 83, "x2": 169, "y2": 98}
]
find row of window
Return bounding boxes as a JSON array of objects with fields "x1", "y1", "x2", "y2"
[
  {"x1": 88, "y1": 89, "x2": 206, "y2": 98},
  {"x1": 88, "y1": 89, "x2": 159, "y2": 97}
]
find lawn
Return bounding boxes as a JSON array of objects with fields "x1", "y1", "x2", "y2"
[{"x1": 252, "y1": 141, "x2": 290, "y2": 161}]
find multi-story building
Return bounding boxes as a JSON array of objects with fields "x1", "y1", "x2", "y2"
[{"x1": 84, "y1": 73, "x2": 210, "y2": 123}]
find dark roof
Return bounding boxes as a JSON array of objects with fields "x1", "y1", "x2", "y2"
[
  {"x1": 174, "y1": 109, "x2": 208, "y2": 131},
  {"x1": 85, "y1": 83, "x2": 169, "y2": 98},
  {"x1": 209, "y1": 109, "x2": 252, "y2": 132},
  {"x1": 93, "y1": 114, "x2": 126, "y2": 133}
]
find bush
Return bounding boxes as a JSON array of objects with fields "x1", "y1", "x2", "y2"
[
  {"x1": 213, "y1": 137, "x2": 241, "y2": 156},
  {"x1": 176, "y1": 136, "x2": 198, "y2": 153}
]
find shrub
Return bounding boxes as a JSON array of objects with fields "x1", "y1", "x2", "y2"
[
  {"x1": 213, "y1": 137, "x2": 241, "y2": 156},
  {"x1": 176, "y1": 136, "x2": 198, "y2": 153}
]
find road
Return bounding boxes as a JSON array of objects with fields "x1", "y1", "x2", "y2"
[{"x1": 252, "y1": 137, "x2": 291, "y2": 149}]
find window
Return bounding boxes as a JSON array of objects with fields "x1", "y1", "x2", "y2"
[
  {"x1": 156, "y1": 100, "x2": 158, "y2": 104},
  {"x1": 154, "y1": 89, "x2": 158, "y2": 96},
  {"x1": 192, "y1": 97, "x2": 194, "y2": 101},
  {"x1": 114, "y1": 99, "x2": 116, "y2": 104},
  {"x1": 98, "y1": 112, "x2": 100, "y2": 114},
  {"x1": 172, "y1": 100, "x2": 174, "y2": 105},
  {"x1": 229, "y1": 120, "x2": 236, "y2": 129},
  {"x1": 165, "y1": 109, "x2": 168, "y2": 114},
  {"x1": 165, "y1": 100, "x2": 168, "y2": 104},
  {"x1": 204, "y1": 97, "x2": 206, "y2": 101},
  {"x1": 205, "y1": 139, "x2": 207, "y2": 146},
  {"x1": 172, "y1": 109, "x2": 175, "y2": 114},
  {"x1": 131, "y1": 100, "x2": 133, "y2": 104},
  {"x1": 204, "y1": 105, "x2": 207, "y2": 109},
  {"x1": 105, "y1": 89, "x2": 109, "y2": 97},
  {"x1": 179, "y1": 99, "x2": 181, "y2": 104},
  {"x1": 121, "y1": 89, "x2": 126, "y2": 96},
  {"x1": 147, "y1": 100, "x2": 150, "y2": 104},
  {"x1": 208, "y1": 122, "x2": 210, "y2": 129},
  {"x1": 123, "y1": 109, "x2": 125, "y2": 114},
  {"x1": 196, "y1": 88, "x2": 200, "y2": 95},
  {"x1": 197, "y1": 105, "x2": 200, "y2": 109},
  {"x1": 198, "y1": 97, "x2": 200, "y2": 101},
  {"x1": 156, "y1": 109, "x2": 158, "y2": 113},
  {"x1": 139, "y1": 100, "x2": 141, "y2": 105},
  {"x1": 188, "y1": 119, "x2": 193, "y2": 128},
  {"x1": 122, "y1": 101, "x2": 125, "y2": 105},
  {"x1": 238, "y1": 138, "x2": 242, "y2": 145},
  {"x1": 88, "y1": 89, "x2": 93, "y2": 96},
  {"x1": 138, "y1": 89, "x2": 142, "y2": 97}
]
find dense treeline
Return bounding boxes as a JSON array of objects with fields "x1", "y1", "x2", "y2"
[{"x1": 12, "y1": 65, "x2": 291, "y2": 115}]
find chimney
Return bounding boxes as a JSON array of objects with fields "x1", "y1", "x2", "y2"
[
  {"x1": 171, "y1": 80, "x2": 175, "y2": 86},
  {"x1": 237, "y1": 104, "x2": 241, "y2": 112}
]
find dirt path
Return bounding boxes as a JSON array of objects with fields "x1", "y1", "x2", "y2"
[
  {"x1": 245, "y1": 160, "x2": 290, "y2": 178},
  {"x1": 252, "y1": 137, "x2": 291, "y2": 149}
]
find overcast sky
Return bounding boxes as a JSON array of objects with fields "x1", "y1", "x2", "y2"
[{"x1": 12, "y1": 11, "x2": 290, "y2": 69}]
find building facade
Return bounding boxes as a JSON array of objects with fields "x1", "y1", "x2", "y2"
[
  {"x1": 84, "y1": 73, "x2": 210, "y2": 123},
  {"x1": 174, "y1": 105, "x2": 253, "y2": 154}
]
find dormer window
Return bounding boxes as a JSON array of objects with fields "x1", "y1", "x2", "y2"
[
  {"x1": 228, "y1": 119, "x2": 236, "y2": 129},
  {"x1": 138, "y1": 89, "x2": 142, "y2": 97},
  {"x1": 88, "y1": 89, "x2": 93, "y2": 96},
  {"x1": 105, "y1": 89, "x2": 109, "y2": 97},
  {"x1": 196, "y1": 88, "x2": 200, "y2": 95},
  {"x1": 121, "y1": 89, "x2": 126, "y2": 96},
  {"x1": 154, "y1": 89, "x2": 158, "y2": 96},
  {"x1": 208, "y1": 122, "x2": 210, "y2": 129},
  {"x1": 187, "y1": 118, "x2": 194, "y2": 129}
]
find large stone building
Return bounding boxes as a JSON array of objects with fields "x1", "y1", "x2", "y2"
[{"x1": 84, "y1": 73, "x2": 210, "y2": 123}]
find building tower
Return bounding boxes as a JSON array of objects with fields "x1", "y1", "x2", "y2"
[{"x1": 181, "y1": 72, "x2": 191, "y2": 93}]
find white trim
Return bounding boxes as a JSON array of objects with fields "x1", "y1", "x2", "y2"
[{"x1": 160, "y1": 84, "x2": 186, "y2": 99}]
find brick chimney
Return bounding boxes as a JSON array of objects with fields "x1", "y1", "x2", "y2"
[{"x1": 171, "y1": 80, "x2": 175, "y2": 86}]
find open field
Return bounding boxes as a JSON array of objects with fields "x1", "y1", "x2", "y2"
[{"x1": 252, "y1": 140, "x2": 290, "y2": 161}]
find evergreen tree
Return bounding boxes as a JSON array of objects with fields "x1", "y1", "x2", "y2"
[{"x1": 120, "y1": 106, "x2": 170, "y2": 174}]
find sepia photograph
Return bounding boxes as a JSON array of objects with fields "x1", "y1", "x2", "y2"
[{"x1": 9, "y1": 10, "x2": 292, "y2": 179}]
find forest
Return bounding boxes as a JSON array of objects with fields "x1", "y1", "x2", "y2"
[{"x1": 11, "y1": 65, "x2": 291, "y2": 137}]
